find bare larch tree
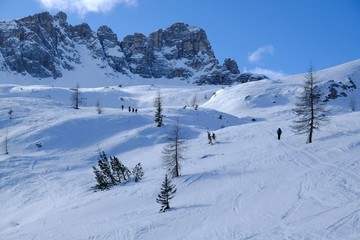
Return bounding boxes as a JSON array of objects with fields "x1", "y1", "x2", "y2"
[
  {"x1": 71, "y1": 83, "x2": 81, "y2": 109},
  {"x1": 292, "y1": 65, "x2": 327, "y2": 143},
  {"x1": 162, "y1": 118, "x2": 186, "y2": 178}
]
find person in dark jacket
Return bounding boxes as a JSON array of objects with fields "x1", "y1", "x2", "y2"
[
  {"x1": 277, "y1": 128, "x2": 282, "y2": 140},
  {"x1": 207, "y1": 131, "x2": 212, "y2": 144}
]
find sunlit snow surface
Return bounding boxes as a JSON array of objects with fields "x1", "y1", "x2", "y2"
[{"x1": 1, "y1": 60, "x2": 360, "y2": 239}]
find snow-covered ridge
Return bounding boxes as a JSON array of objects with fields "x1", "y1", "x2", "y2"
[
  {"x1": 0, "y1": 12, "x2": 250, "y2": 85},
  {"x1": 1, "y1": 60, "x2": 360, "y2": 239}
]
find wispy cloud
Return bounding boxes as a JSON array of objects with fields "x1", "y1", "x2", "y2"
[
  {"x1": 248, "y1": 45, "x2": 274, "y2": 64},
  {"x1": 243, "y1": 67, "x2": 287, "y2": 80},
  {"x1": 38, "y1": 0, "x2": 137, "y2": 16}
]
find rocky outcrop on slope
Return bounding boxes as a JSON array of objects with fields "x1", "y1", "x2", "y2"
[
  {"x1": 324, "y1": 78, "x2": 357, "y2": 101},
  {"x1": 0, "y1": 11, "x2": 267, "y2": 84}
]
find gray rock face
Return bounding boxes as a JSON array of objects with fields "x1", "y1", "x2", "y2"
[
  {"x1": 97, "y1": 25, "x2": 128, "y2": 74},
  {"x1": 0, "y1": 12, "x2": 62, "y2": 78},
  {"x1": 121, "y1": 33, "x2": 152, "y2": 78},
  {"x1": 223, "y1": 58, "x2": 240, "y2": 74},
  {"x1": 324, "y1": 78, "x2": 357, "y2": 102},
  {"x1": 0, "y1": 12, "x2": 267, "y2": 84},
  {"x1": 120, "y1": 22, "x2": 219, "y2": 80},
  {"x1": 238, "y1": 73, "x2": 269, "y2": 83}
]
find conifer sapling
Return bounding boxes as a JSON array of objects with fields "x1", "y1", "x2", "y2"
[
  {"x1": 132, "y1": 163, "x2": 144, "y2": 182},
  {"x1": 156, "y1": 174, "x2": 177, "y2": 212}
]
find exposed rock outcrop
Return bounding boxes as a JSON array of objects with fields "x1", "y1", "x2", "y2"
[{"x1": 0, "y1": 11, "x2": 268, "y2": 84}]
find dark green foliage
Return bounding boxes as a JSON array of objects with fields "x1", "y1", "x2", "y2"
[
  {"x1": 132, "y1": 163, "x2": 144, "y2": 182},
  {"x1": 154, "y1": 91, "x2": 163, "y2": 127},
  {"x1": 110, "y1": 156, "x2": 131, "y2": 183},
  {"x1": 92, "y1": 166, "x2": 109, "y2": 190},
  {"x1": 156, "y1": 174, "x2": 177, "y2": 212},
  {"x1": 92, "y1": 150, "x2": 144, "y2": 191},
  {"x1": 98, "y1": 151, "x2": 117, "y2": 185}
]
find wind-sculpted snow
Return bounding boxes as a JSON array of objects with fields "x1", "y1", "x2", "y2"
[{"x1": 1, "y1": 60, "x2": 360, "y2": 239}]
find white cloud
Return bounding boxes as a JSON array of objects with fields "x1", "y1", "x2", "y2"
[
  {"x1": 243, "y1": 67, "x2": 287, "y2": 80},
  {"x1": 248, "y1": 45, "x2": 274, "y2": 64},
  {"x1": 38, "y1": 0, "x2": 137, "y2": 16}
]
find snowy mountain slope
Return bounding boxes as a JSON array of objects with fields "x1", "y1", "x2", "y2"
[
  {"x1": 1, "y1": 60, "x2": 360, "y2": 239},
  {"x1": 204, "y1": 59, "x2": 360, "y2": 117}
]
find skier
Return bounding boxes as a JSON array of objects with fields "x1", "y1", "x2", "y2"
[
  {"x1": 277, "y1": 128, "x2": 282, "y2": 140},
  {"x1": 212, "y1": 132, "x2": 216, "y2": 144},
  {"x1": 207, "y1": 131, "x2": 212, "y2": 144}
]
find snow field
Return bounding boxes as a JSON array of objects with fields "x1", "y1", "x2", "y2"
[{"x1": 1, "y1": 59, "x2": 360, "y2": 239}]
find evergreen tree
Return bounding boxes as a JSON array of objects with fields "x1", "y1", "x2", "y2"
[
  {"x1": 98, "y1": 151, "x2": 117, "y2": 185},
  {"x1": 156, "y1": 174, "x2": 177, "y2": 212},
  {"x1": 132, "y1": 163, "x2": 144, "y2": 182},
  {"x1": 110, "y1": 156, "x2": 131, "y2": 183},
  {"x1": 292, "y1": 65, "x2": 327, "y2": 143},
  {"x1": 162, "y1": 118, "x2": 186, "y2": 178},
  {"x1": 92, "y1": 150, "x2": 145, "y2": 191},
  {"x1": 154, "y1": 90, "x2": 163, "y2": 127},
  {"x1": 92, "y1": 166, "x2": 109, "y2": 190}
]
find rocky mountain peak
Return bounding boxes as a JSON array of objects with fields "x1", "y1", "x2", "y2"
[
  {"x1": 97, "y1": 25, "x2": 118, "y2": 44},
  {"x1": 223, "y1": 58, "x2": 240, "y2": 74},
  {"x1": 0, "y1": 12, "x2": 267, "y2": 84},
  {"x1": 55, "y1": 11, "x2": 67, "y2": 23},
  {"x1": 71, "y1": 23, "x2": 93, "y2": 40},
  {"x1": 150, "y1": 22, "x2": 216, "y2": 61}
]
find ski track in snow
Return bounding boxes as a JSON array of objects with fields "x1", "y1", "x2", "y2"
[{"x1": 1, "y1": 60, "x2": 360, "y2": 239}]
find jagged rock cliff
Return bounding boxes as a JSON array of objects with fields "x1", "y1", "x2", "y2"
[{"x1": 0, "y1": 11, "x2": 266, "y2": 84}]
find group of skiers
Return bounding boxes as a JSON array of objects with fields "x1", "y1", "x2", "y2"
[
  {"x1": 121, "y1": 105, "x2": 138, "y2": 113},
  {"x1": 207, "y1": 131, "x2": 216, "y2": 144}
]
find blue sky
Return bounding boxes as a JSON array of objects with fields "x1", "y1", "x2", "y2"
[{"x1": 1, "y1": 0, "x2": 359, "y2": 78}]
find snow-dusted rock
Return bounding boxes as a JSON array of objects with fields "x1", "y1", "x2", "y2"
[{"x1": 0, "y1": 12, "x2": 254, "y2": 84}]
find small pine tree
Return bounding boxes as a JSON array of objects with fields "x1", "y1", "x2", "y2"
[
  {"x1": 110, "y1": 156, "x2": 122, "y2": 183},
  {"x1": 154, "y1": 90, "x2": 164, "y2": 127},
  {"x1": 156, "y1": 174, "x2": 177, "y2": 212},
  {"x1": 98, "y1": 151, "x2": 117, "y2": 185},
  {"x1": 132, "y1": 163, "x2": 144, "y2": 182},
  {"x1": 110, "y1": 156, "x2": 131, "y2": 183},
  {"x1": 92, "y1": 166, "x2": 109, "y2": 190}
]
